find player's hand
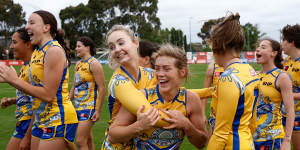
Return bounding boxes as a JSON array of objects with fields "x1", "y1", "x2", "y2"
[
  {"x1": 0, "y1": 64, "x2": 6, "y2": 83},
  {"x1": 91, "y1": 110, "x2": 100, "y2": 122},
  {"x1": 1, "y1": 97, "x2": 14, "y2": 109},
  {"x1": 0, "y1": 65, "x2": 18, "y2": 83},
  {"x1": 19, "y1": 135, "x2": 31, "y2": 150},
  {"x1": 280, "y1": 140, "x2": 291, "y2": 150},
  {"x1": 136, "y1": 105, "x2": 160, "y2": 131},
  {"x1": 161, "y1": 109, "x2": 189, "y2": 130}
]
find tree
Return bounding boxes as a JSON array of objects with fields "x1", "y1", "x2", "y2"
[
  {"x1": 156, "y1": 27, "x2": 187, "y2": 48},
  {"x1": 60, "y1": 0, "x2": 161, "y2": 49},
  {"x1": 197, "y1": 18, "x2": 224, "y2": 45},
  {"x1": 243, "y1": 23, "x2": 266, "y2": 51},
  {"x1": 197, "y1": 19, "x2": 266, "y2": 51},
  {"x1": 0, "y1": 0, "x2": 26, "y2": 56},
  {"x1": 60, "y1": 3, "x2": 103, "y2": 49}
]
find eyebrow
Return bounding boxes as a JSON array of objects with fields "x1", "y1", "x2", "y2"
[
  {"x1": 108, "y1": 38, "x2": 124, "y2": 45},
  {"x1": 155, "y1": 64, "x2": 171, "y2": 67}
]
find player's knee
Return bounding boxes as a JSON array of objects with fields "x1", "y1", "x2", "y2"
[
  {"x1": 76, "y1": 136, "x2": 88, "y2": 147},
  {"x1": 88, "y1": 134, "x2": 93, "y2": 141}
]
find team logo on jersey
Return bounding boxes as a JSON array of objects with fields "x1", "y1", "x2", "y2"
[
  {"x1": 249, "y1": 68, "x2": 257, "y2": 77},
  {"x1": 143, "y1": 67, "x2": 155, "y2": 80},
  {"x1": 150, "y1": 128, "x2": 181, "y2": 146},
  {"x1": 114, "y1": 75, "x2": 130, "y2": 86},
  {"x1": 292, "y1": 68, "x2": 300, "y2": 72},
  {"x1": 262, "y1": 81, "x2": 272, "y2": 86},
  {"x1": 31, "y1": 59, "x2": 41, "y2": 64},
  {"x1": 80, "y1": 68, "x2": 88, "y2": 71}
]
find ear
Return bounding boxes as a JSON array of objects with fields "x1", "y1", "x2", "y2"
[
  {"x1": 272, "y1": 50, "x2": 278, "y2": 57},
  {"x1": 292, "y1": 41, "x2": 296, "y2": 47},
  {"x1": 134, "y1": 39, "x2": 139, "y2": 48},
  {"x1": 144, "y1": 56, "x2": 150, "y2": 65},
  {"x1": 179, "y1": 67, "x2": 187, "y2": 78},
  {"x1": 25, "y1": 42, "x2": 32, "y2": 49},
  {"x1": 43, "y1": 24, "x2": 51, "y2": 33}
]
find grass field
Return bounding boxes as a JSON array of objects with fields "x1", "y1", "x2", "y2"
[{"x1": 0, "y1": 63, "x2": 262, "y2": 149}]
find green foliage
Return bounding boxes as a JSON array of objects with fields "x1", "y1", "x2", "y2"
[
  {"x1": 243, "y1": 23, "x2": 266, "y2": 51},
  {"x1": 0, "y1": 0, "x2": 26, "y2": 55},
  {"x1": 197, "y1": 20, "x2": 266, "y2": 51},
  {"x1": 60, "y1": 3, "x2": 105, "y2": 49},
  {"x1": 154, "y1": 27, "x2": 187, "y2": 49},
  {"x1": 60, "y1": 0, "x2": 161, "y2": 49},
  {"x1": 197, "y1": 17, "x2": 224, "y2": 45},
  {"x1": 0, "y1": 0, "x2": 26, "y2": 33}
]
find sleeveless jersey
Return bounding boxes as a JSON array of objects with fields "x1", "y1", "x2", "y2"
[
  {"x1": 74, "y1": 56, "x2": 99, "y2": 111},
  {"x1": 102, "y1": 66, "x2": 157, "y2": 150},
  {"x1": 134, "y1": 84, "x2": 186, "y2": 150},
  {"x1": 15, "y1": 61, "x2": 33, "y2": 121},
  {"x1": 29, "y1": 40, "x2": 78, "y2": 128},
  {"x1": 253, "y1": 68, "x2": 285, "y2": 142},
  {"x1": 283, "y1": 56, "x2": 300, "y2": 117},
  {"x1": 209, "y1": 63, "x2": 224, "y2": 133},
  {"x1": 207, "y1": 62, "x2": 259, "y2": 150}
]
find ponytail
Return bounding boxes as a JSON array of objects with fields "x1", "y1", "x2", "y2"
[
  {"x1": 274, "y1": 50, "x2": 283, "y2": 69},
  {"x1": 210, "y1": 12, "x2": 245, "y2": 54},
  {"x1": 55, "y1": 29, "x2": 71, "y2": 66}
]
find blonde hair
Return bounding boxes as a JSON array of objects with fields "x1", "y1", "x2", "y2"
[
  {"x1": 105, "y1": 25, "x2": 136, "y2": 44},
  {"x1": 153, "y1": 43, "x2": 189, "y2": 81},
  {"x1": 105, "y1": 25, "x2": 138, "y2": 69}
]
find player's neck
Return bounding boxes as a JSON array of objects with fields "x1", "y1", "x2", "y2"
[
  {"x1": 122, "y1": 62, "x2": 139, "y2": 81},
  {"x1": 160, "y1": 88, "x2": 179, "y2": 103},
  {"x1": 262, "y1": 62, "x2": 276, "y2": 73},
  {"x1": 224, "y1": 57, "x2": 241, "y2": 69},
  {"x1": 81, "y1": 54, "x2": 91, "y2": 61},
  {"x1": 39, "y1": 35, "x2": 53, "y2": 48},
  {"x1": 289, "y1": 48, "x2": 300, "y2": 60},
  {"x1": 22, "y1": 51, "x2": 33, "y2": 64}
]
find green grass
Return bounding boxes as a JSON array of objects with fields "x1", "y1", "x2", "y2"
[{"x1": 0, "y1": 64, "x2": 261, "y2": 149}]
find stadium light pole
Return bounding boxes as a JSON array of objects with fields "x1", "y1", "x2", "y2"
[{"x1": 189, "y1": 17, "x2": 192, "y2": 52}]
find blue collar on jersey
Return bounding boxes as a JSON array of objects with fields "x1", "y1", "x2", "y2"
[
  {"x1": 24, "y1": 60, "x2": 30, "y2": 66},
  {"x1": 265, "y1": 67, "x2": 278, "y2": 75},
  {"x1": 225, "y1": 61, "x2": 243, "y2": 70},
  {"x1": 120, "y1": 66, "x2": 141, "y2": 83},
  {"x1": 81, "y1": 56, "x2": 93, "y2": 62},
  {"x1": 295, "y1": 56, "x2": 300, "y2": 62},
  {"x1": 156, "y1": 84, "x2": 180, "y2": 104},
  {"x1": 38, "y1": 40, "x2": 56, "y2": 52}
]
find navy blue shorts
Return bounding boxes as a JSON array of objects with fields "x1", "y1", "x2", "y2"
[
  {"x1": 76, "y1": 109, "x2": 95, "y2": 122},
  {"x1": 13, "y1": 119, "x2": 31, "y2": 139},
  {"x1": 31, "y1": 123, "x2": 78, "y2": 142},
  {"x1": 254, "y1": 138, "x2": 283, "y2": 150}
]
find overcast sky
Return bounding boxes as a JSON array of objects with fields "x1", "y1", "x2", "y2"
[{"x1": 14, "y1": 0, "x2": 300, "y2": 43}]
